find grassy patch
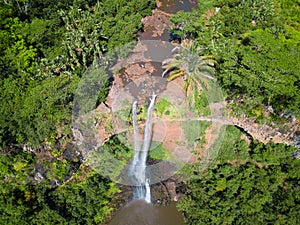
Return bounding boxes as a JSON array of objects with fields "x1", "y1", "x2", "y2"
[
  {"x1": 149, "y1": 142, "x2": 169, "y2": 160},
  {"x1": 192, "y1": 90, "x2": 211, "y2": 116},
  {"x1": 182, "y1": 120, "x2": 210, "y2": 146},
  {"x1": 155, "y1": 98, "x2": 172, "y2": 117}
]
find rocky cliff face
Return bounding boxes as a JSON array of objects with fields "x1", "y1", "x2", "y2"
[{"x1": 228, "y1": 115, "x2": 300, "y2": 150}]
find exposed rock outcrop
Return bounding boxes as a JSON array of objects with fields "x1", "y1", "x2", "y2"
[{"x1": 228, "y1": 116, "x2": 300, "y2": 149}]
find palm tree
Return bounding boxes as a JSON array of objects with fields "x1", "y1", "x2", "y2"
[{"x1": 162, "y1": 39, "x2": 217, "y2": 93}]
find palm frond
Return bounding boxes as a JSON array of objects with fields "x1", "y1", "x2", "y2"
[
  {"x1": 162, "y1": 59, "x2": 182, "y2": 69},
  {"x1": 183, "y1": 79, "x2": 189, "y2": 92},
  {"x1": 162, "y1": 39, "x2": 217, "y2": 96},
  {"x1": 167, "y1": 70, "x2": 184, "y2": 81},
  {"x1": 192, "y1": 73, "x2": 210, "y2": 90},
  {"x1": 162, "y1": 58, "x2": 174, "y2": 66},
  {"x1": 162, "y1": 60, "x2": 183, "y2": 77}
]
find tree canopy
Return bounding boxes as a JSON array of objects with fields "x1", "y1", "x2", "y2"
[
  {"x1": 178, "y1": 127, "x2": 300, "y2": 224},
  {"x1": 0, "y1": 0, "x2": 155, "y2": 223},
  {"x1": 170, "y1": 1, "x2": 300, "y2": 223},
  {"x1": 0, "y1": 0, "x2": 155, "y2": 149},
  {"x1": 1, "y1": 0, "x2": 299, "y2": 224},
  {"x1": 170, "y1": 0, "x2": 300, "y2": 118}
]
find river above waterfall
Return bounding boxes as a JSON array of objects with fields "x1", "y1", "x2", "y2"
[{"x1": 157, "y1": 0, "x2": 198, "y2": 13}]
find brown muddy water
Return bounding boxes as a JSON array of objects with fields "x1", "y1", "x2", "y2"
[
  {"x1": 109, "y1": 200, "x2": 184, "y2": 225},
  {"x1": 107, "y1": 1, "x2": 198, "y2": 224}
]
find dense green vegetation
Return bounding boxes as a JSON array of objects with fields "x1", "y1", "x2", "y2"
[
  {"x1": 178, "y1": 126, "x2": 300, "y2": 224},
  {"x1": 170, "y1": 0, "x2": 300, "y2": 223},
  {"x1": 170, "y1": 0, "x2": 300, "y2": 119},
  {"x1": 0, "y1": 149, "x2": 117, "y2": 224},
  {"x1": 0, "y1": 0, "x2": 154, "y2": 148},
  {"x1": 0, "y1": 0, "x2": 154, "y2": 223},
  {"x1": 1, "y1": 0, "x2": 299, "y2": 224},
  {"x1": 0, "y1": 137, "x2": 134, "y2": 224}
]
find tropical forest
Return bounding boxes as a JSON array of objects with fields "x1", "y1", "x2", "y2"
[{"x1": 0, "y1": 0, "x2": 299, "y2": 224}]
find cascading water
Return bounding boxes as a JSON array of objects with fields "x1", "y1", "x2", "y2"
[{"x1": 129, "y1": 93, "x2": 157, "y2": 203}]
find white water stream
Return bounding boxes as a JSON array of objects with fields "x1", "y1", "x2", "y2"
[{"x1": 129, "y1": 93, "x2": 157, "y2": 203}]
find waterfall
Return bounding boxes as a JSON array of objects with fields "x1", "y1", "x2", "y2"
[
  {"x1": 140, "y1": 93, "x2": 156, "y2": 168},
  {"x1": 129, "y1": 93, "x2": 157, "y2": 203},
  {"x1": 145, "y1": 178, "x2": 151, "y2": 203},
  {"x1": 132, "y1": 100, "x2": 140, "y2": 164}
]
